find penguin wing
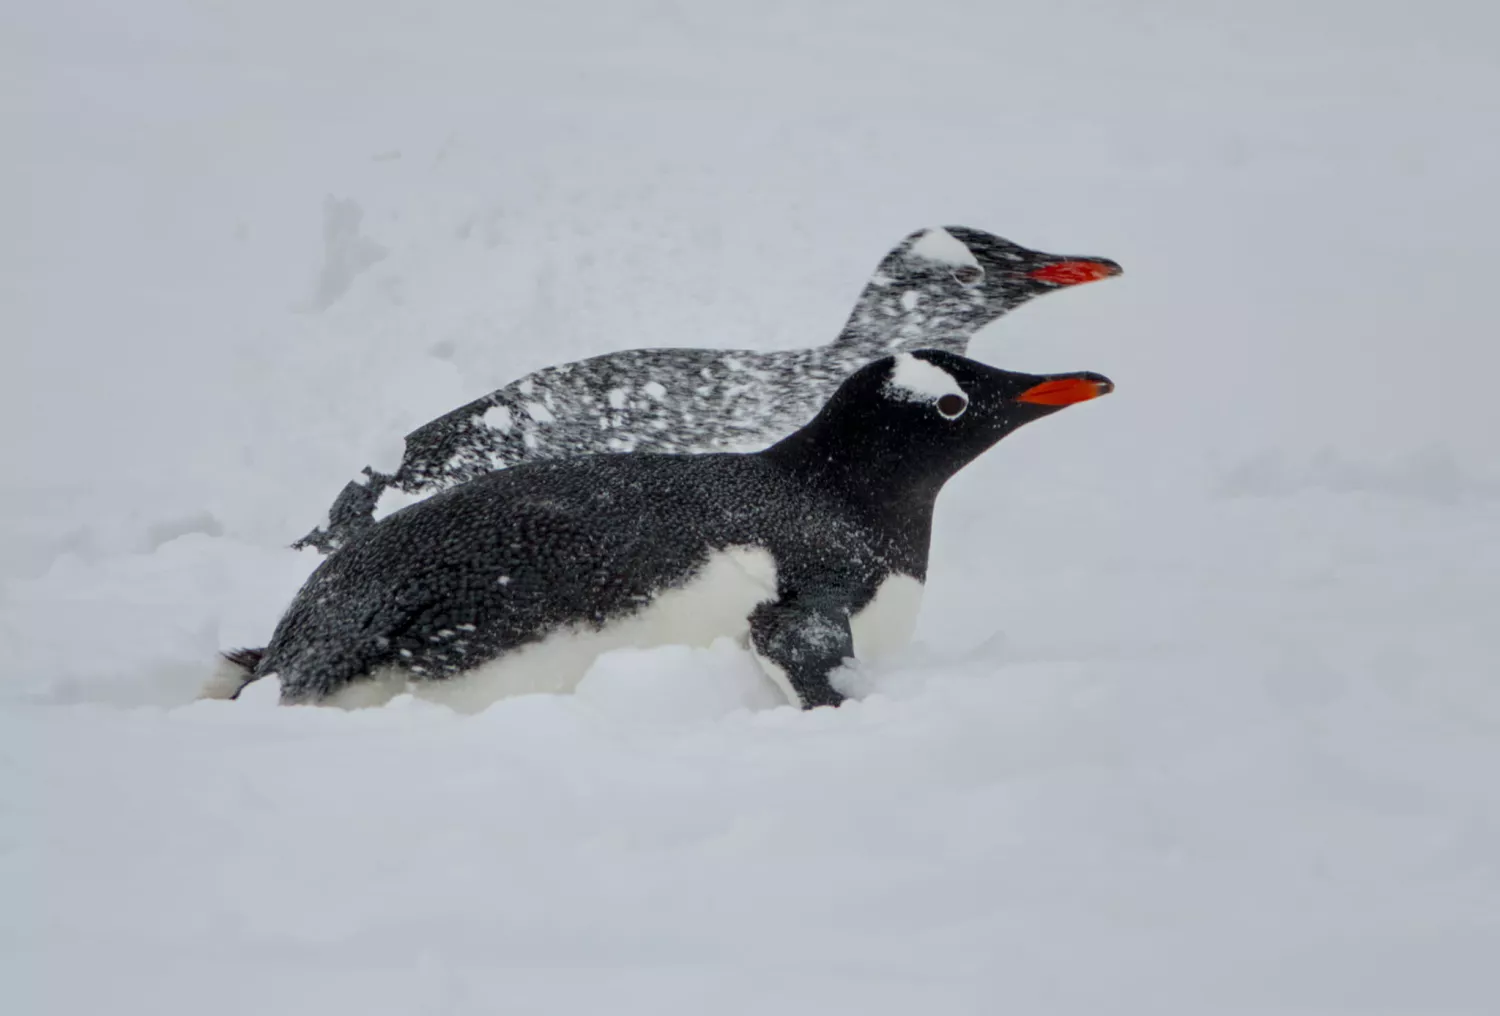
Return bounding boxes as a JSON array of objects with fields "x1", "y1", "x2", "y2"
[{"x1": 747, "y1": 595, "x2": 855, "y2": 709}]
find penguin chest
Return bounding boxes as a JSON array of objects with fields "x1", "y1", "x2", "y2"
[
  {"x1": 848, "y1": 573, "x2": 925, "y2": 661},
  {"x1": 411, "y1": 546, "x2": 781, "y2": 713}
]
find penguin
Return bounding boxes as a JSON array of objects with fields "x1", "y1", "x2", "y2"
[
  {"x1": 225, "y1": 350, "x2": 1114, "y2": 711},
  {"x1": 294, "y1": 227, "x2": 1121, "y2": 551}
]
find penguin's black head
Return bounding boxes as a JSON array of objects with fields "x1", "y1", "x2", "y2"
[
  {"x1": 772, "y1": 350, "x2": 1113, "y2": 497},
  {"x1": 887, "y1": 225, "x2": 1120, "y2": 315},
  {"x1": 839, "y1": 226, "x2": 1120, "y2": 356},
  {"x1": 933, "y1": 225, "x2": 1120, "y2": 302}
]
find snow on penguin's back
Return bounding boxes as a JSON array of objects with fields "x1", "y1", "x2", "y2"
[{"x1": 295, "y1": 227, "x2": 1122, "y2": 551}]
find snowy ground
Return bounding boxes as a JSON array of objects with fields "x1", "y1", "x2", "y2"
[{"x1": 6, "y1": 1, "x2": 1500, "y2": 1013}]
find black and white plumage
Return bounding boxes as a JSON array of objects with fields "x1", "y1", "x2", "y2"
[
  {"x1": 295, "y1": 227, "x2": 1121, "y2": 551},
  {"x1": 223, "y1": 351, "x2": 1113, "y2": 710}
]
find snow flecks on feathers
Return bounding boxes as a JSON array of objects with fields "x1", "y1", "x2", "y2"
[
  {"x1": 481, "y1": 404, "x2": 512, "y2": 433},
  {"x1": 907, "y1": 227, "x2": 983, "y2": 268},
  {"x1": 884, "y1": 353, "x2": 965, "y2": 403},
  {"x1": 795, "y1": 612, "x2": 849, "y2": 652}
]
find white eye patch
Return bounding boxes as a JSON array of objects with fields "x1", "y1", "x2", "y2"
[
  {"x1": 885, "y1": 353, "x2": 967, "y2": 408},
  {"x1": 907, "y1": 227, "x2": 981, "y2": 270}
]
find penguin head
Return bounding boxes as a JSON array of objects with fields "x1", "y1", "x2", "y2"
[
  {"x1": 840, "y1": 227, "x2": 1121, "y2": 356},
  {"x1": 775, "y1": 350, "x2": 1113, "y2": 495},
  {"x1": 927, "y1": 225, "x2": 1121, "y2": 302},
  {"x1": 861, "y1": 226, "x2": 1121, "y2": 340}
]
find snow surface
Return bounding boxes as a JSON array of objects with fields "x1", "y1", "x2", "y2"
[{"x1": 5, "y1": 1, "x2": 1500, "y2": 1013}]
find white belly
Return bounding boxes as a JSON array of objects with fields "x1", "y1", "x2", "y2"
[
  {"x1": 849, "y1": 573, "x2": 924, "y2": 661},
  {"x1": 403, "y1": 546, "x2": 780, "y2": 713}
]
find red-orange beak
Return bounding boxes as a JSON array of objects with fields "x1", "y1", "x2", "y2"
[
  {"x1": 1016, "y1": 376, "x2": 1115, "y2": 406},
  {"x1": 1027, "y1": 259, "x2": 1123, "y2": 286}
]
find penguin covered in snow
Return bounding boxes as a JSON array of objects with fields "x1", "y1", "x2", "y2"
[
  {"x1": 295, "y1": 227, "x2": 1121, "y2": 551},
  {"x1": 225, "y1": 350, "x2": 1113, "y2": 710}
]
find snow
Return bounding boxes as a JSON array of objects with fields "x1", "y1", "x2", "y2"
[
  {"x1": 522, "y1": 400, "x2": 556, "y2": 424},
  {"x1": 366, "y1": 434, "x2": 408, "y2": 476},
  {"x1": 907, "y1": 226, "x2": 981, "y2": 268},
  {"x1": 302, "y1": 195, "x2": 390, "y2": 313},
  {"x1": 884, "y1": 352, "x2": 966, "y2": 402},
  {"x1": 5, "y1": 1, "x2": 1500, "y2": 1013},
  {"x1": 480, "y1": 403, "x2": 512, "y2": 433},
  {"x1": 372, "y1": 484, "x2": 428, "y2": 522}
]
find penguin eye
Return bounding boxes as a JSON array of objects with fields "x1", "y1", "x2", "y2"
[
  {"x1": 951, "y1": 265, "x2": 984, "y2": 286},
  {"x1": 936, "y1": 393, "x2": 968, "y2": 419}
]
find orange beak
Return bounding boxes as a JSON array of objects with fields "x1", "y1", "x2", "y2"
[
  {"x1": 1017, "y1": 377, "x2": 1115, "y2": 406},
  {"x1": 1027, "y1": 260, "x2": 1123, "y2": 286}
]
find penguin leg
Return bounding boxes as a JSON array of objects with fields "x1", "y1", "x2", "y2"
[{"x1": 747, "y1": 598, "x2": 854, "y2": 710}]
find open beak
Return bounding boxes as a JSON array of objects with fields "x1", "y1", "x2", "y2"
[
  {"x1": 1017, "y1": 374, "x2": 1115, "y2": 406},
  {"x1": 1026, "y1": 259, "x2": 1123, "y2": 286}
]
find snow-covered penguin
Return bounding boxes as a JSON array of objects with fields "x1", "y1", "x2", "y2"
[
  {"x1": 225, "y1": 350, "x2": 1114, "y2": 710},
  {"x1": 295, "y1": 227, "x2": 1121, "y2": 550}
]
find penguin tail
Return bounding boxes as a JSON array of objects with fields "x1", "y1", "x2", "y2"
[
  {"x1": 292, "y1": 474, "x2": 389, "y2": 553},
  {"x1": 197, "y1": 647, "x2": 266, "y2": 701}
]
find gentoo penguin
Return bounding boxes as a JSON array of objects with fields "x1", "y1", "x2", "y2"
[
  {"x1": 227, "y1": 351, "x2": 1114, "y2": 710},
  {"x1": 294, "y1": 227, "x2": 1121, "y2": 551}
]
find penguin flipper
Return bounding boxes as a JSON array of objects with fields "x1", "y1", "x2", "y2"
[{"x1": 747, "y1": 597, "x2": 854, "y2": 710}]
